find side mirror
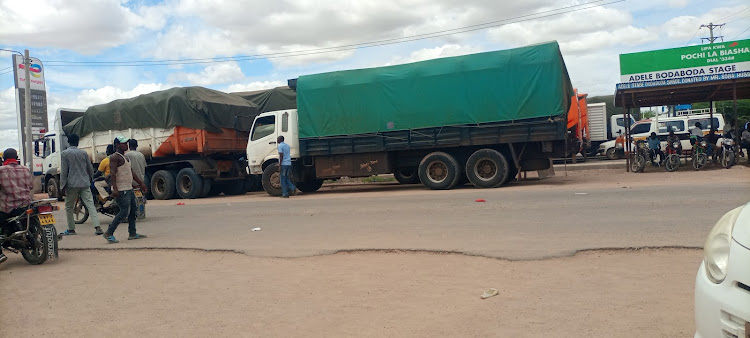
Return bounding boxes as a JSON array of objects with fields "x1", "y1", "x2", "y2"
[
  {"x1": 34, "y1": 141, "x2": 40, "y2": 156},
  {"x1": 51, "y1": 140, "x2": 56, "y2": 153}
]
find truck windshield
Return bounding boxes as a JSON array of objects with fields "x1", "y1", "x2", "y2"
[{"x1": 251, "y1": 116, "x2": 276, "y2": 141}]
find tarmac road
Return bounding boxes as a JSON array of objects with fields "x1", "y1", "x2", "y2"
[{"x1": 52, "y1": 167, "x2": 750, "y2": 260}]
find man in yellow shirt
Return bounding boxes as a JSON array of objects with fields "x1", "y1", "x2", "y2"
[{"x1": 94, "y1": 145, "x2": 115, "y2": 205}]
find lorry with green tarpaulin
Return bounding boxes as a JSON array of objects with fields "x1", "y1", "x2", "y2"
[{"x1": 246, "y1": 41, "x2": 581, "y2": 195}]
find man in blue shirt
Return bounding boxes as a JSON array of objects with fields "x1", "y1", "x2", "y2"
[
  {"x1": 646, "y1": 132, "x2": 664, "y2": 166},
  {"x1": 277, "y1": 136, "x2": 296, "y2": 198}
]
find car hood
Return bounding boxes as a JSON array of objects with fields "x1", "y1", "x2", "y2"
[{"x1": 733, "y1": 202, "x2": 750, "y2": 248}]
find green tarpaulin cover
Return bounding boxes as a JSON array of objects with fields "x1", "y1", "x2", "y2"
[
  {"x1": 297, "y1": 41, "x2": 574, "y2": 138},
  {"x1": 64, "y1": 86, "x2": 259, "y2": 136},
  {"x1": 232, "y1": 86, "x2": 297, "y2": 113}
]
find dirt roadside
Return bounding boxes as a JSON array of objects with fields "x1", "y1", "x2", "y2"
[{"x1": 1, "y1": 248, "x2": 701, "y2": 337}]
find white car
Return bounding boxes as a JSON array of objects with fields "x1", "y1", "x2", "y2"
[{"x1": 694, "y1": 202, "x2": 750, "y2": 338}]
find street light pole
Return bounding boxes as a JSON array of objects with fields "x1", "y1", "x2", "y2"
[{"x1": 24, "y1": 50, "x2": 33, "y2": 199}]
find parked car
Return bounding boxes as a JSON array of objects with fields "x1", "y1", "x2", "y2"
[{"x1": 694, "y1": 201, "x2": 750, "y2": 338}]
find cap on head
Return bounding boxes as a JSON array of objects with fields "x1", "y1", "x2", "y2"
[{"x1": 113, "y1": 136, "x2": 129, "y2": 145}]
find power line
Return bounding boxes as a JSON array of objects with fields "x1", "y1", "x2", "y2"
[
  {"x1": 45, "y1": 0, "x2": 624, "y2": 67},
  {"x1": 714, "y1": 6, "x2": 750, "y2": 22},
  {"x1": 726, "y1": 15, "x2": 750, "y2": 25},
  {"x1": 685, "y1": 27, "x2": 702, "y2": 45},
  {"x1": 733, "y1": 26, "x2": 750, "y2": 40}
]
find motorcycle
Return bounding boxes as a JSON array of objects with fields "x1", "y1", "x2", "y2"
[
  {"x1": 0, "y1": 199, "x2": 61, "y2": 265},
  {"x1": 664, "y1": 140, "x2": 681, "y2": 172},
  {"x1": 719, "y1": 137, "x2": 736, "y2": 169},
  {"x1": 630, "y1": 140, "x2": 650, "y2": 173},
  {"x1": 73, "y1": 182, "x2": 145, "y2": 224},
  {"x1": 691, "y1": 137, "x2": 708, "y2": 171}
]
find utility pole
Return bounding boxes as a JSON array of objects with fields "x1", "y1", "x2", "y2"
[{"x1": 700, "y1": 22, "x2": 725, "y2": 44}]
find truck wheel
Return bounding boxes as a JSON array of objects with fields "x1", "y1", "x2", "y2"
[
  {"x1": 151, "y1": 170, "x2": 177, "y2": 200},
  {"x1": 222, "y1": 180, "x2": 247, "y2": 196},
  {"x1": 418, "y1": 152, "x2": 461, "y2": 190},
  {"x1": 465, "y1": 149, "x2": 509, "y2": 188},
  {"x1": 144, "y1": 173, "x2": 154, "y2": 200},
  {"x1": 393, "y1": 168, "x2": 420, "y2": 184},
  {"x1": 176, "y1": 168, "x2": 204, "y2": 199},
  {"x1": 200, "y1": 178, "x2": 213, "y2": 198},
  {"x1": 47, "y1": 177, "x2": 63, "y2": 201},
  {"x1": 297, "y1": 179, "x2": 324, "y2": 193},
  {"x1": 262, "y1": 163, "x2": 283, "y2": 197}
]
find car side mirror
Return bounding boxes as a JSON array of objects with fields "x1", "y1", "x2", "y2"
[{"x1": 34, "y1": 141, "x2": 40, "y2": 156}]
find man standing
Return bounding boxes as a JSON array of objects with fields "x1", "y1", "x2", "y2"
[
  {"x1": 125, "y1": 139, "x2": 147, "y2": 220},
  {"x1": 60, "y1": 134, "x2": 102, "y2": 236},
  {"x1": 0, "y1": 148, "x2": 33, "y2": 264},
  {"x1": 277, "y1": 135, "x2": 296, "y2": 198},
  {"x1": 103, "y1": 136, "x2": 148, "y2": 243}
]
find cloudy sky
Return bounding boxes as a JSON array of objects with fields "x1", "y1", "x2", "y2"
[{"x1": 1, "y1": 0, "x2": 749, "y2": 150}]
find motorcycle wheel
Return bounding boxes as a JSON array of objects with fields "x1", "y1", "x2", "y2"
[
  {"x1": 630, "y1": 153, "x2": 646, "y2": 173},
  {"x1": 693, "y1": 153, "x2": 707, "y2": 170},
  {"x1": 74, "y1": 197, "x2": 90, "y2": 224},
  {"x1": 722, "y1": 150, "x2": 735, "y2": 169},
  {"x1": 21, "y1": 217, "x2": 50, "y2": 265},
  {"x1": 665, "y1": 154, "x2": 680, "y2": 172}
]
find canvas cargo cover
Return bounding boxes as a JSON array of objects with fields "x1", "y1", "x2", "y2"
[
  {"x1": 64, "y1": 86, "x2": 259, "y2": 136},
  {"x1": 297, "y1": 41, "x2": 574, "y2": 138},
  {"x1": 232, "y1": 86, "x2": 297, "y2": 113}
]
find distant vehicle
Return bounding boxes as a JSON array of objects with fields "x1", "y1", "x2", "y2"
[
  {"x1": 36, "y1": 87, "x2": 261, "y2": 201},
  {"x1": 694, "y1": 202, "x2": 750, "y2": 338},
  {"x1": 597, "y1": 110, "x2": 725, "y2": 160}
]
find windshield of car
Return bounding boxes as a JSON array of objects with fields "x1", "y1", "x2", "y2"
[{"x1": 630, "y1": 123, "x2": 652, "y2": 135}]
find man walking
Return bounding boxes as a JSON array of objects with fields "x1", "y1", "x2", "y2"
[
  {"x1": 125, "y1": 139, "x2": 147, "y2": 220},
  {"x1": 0, "y1": 148, "x2": 33, "y2": 264},
  {"x1": 60, "y1": 134, "x2": 102, "y2": 236},
  {"x1": 103, "y1": 136, "x2": 148, "y2": 243},
  {"x1": 277, "y1": 135, "x2": 296, "y2": 198}
]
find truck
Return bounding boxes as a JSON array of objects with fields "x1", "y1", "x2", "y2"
[
  {"x1": 36, "y1": 87, "x2": 260, "y2": 200},
  {"x1": 246, "y1": 41, "x2": 584, "y2": 196}
]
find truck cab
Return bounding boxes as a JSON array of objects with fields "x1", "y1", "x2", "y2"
[
  {"x1": 34, "y1": 108, "x2": 84, "y2": 200},
  {"x1": 246, "y1": 109, "x2": 300, "y2": 175}
]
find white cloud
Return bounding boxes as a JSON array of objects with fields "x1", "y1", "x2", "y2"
[
  {"x1": 383, "y1": 44, "x2": 483, "y2": 66},
  {"x1": 668, "y1": 0, "x2": 689, "y2": 8},
  {"x1": 168, "y1": 62, "x2": 246, "y2": 86},
  {"x1": 0, "y1": 0, "x2": 166, "y2": 54},
  {"x1": 224, "y1": 81, "x2": 286, "y2": 93}
]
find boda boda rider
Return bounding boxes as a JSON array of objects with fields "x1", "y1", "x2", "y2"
[
  {"x1": 646, "y1": 132, "x2": 664, "y2": 166},
  {"x1": 94, "y1": 145, "x2": 115, "y2": 207},
  {"x1": 0, "y1": 148, "x2": 33, "y2": 264}
]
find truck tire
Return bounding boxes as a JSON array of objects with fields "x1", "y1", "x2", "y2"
[
  {"x1": 393, "y1": 168, "x2": 420, "y2": 184},
  {"x1": 144, "y1": 173, "x2": 154, "y2": 200},
  {"x1": 418, "y1": 152, "x2": 461, "y2": 190},
  {"x1": 46, "y1": 177, "x2": 63, "y2": 201},
  {"x1": 200, "y1": 178, "x2": 213, "y2": 198},
  {"x1": 151, "y1": 170, "x2": 177, "y2": 200},
  {"x1": 176, "y1": 168, "x2": 204, "y2": 199},
  {"x1": 261, "y1": 163, "x2": 283, "y2": 197},
  {"x1": 222, "y1": 180, "x2": 247, "y2": 196},
  {"x1": 297, "y1": 179, "x2": 324, "y2": 193},
  {"x1": 465, "y1": 149, "x2": 509, "y2": 188}
]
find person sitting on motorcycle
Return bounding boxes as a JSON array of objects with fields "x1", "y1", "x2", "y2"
[
  {"x1": 646, "y1": 132, "x2": 664, "y2": 166},
  {"x1": 0, "y1": 148, "x2": 33, "y2": 264},
  {"x1": 690, "y1": 122, "x2": 704, "y2": 145},
  {"x1": 706, "y1": 129, "x2": 720, "y2": 159},
  {"x1": 741, "y1": 128, "x2": 750, "y2": 157},
  {"x1": 94, "y1": 145, "x2": 115, "y2": 207},
  {"x1": 666, "y1": 130, "x2": 682, "y2": 154}
]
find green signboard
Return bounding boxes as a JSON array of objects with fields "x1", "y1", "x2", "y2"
[{"x1": 619, "y1": 39, "x2": 750, "y2": 83}]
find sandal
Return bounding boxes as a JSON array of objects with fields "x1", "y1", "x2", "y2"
[
  {"x1": 128, "y1": 233, "x2": 147, "y2": 240},
  {"x1": 103, "y1": 234, "x2": 119, "y2": 243}
]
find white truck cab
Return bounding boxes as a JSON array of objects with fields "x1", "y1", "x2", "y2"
[
  {"x1": 34, "y1": 108, "x2": 84, "y2": 199},
  {"x1": 247, "y1": 109, "x2": 300, "y2": 175}
]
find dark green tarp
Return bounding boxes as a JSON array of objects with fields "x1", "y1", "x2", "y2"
[
  {"x1": 297, "y1": 41, "x2": 574, "y2": 138},
  {"x1": 63, "y1": 86, "x2": 259, "y2": 137},
  {"x1": 232, "y1": 86, "x2": 297, "y2": 113}
]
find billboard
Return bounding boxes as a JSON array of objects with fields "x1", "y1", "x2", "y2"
[
  {"x1": 619, "y1": 39, "x2": 750, "y2": 83},
  {"x1": 12, "y1": 54, "x2": 49, "y2": 174}
]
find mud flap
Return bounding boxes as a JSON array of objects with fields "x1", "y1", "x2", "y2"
[{"x1": 43, "y1": 225, "x2": 59, "y2": 260}]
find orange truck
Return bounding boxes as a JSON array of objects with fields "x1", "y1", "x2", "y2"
[{"x1": 37, "y1": 87, "x2": 261, "y2": 200}]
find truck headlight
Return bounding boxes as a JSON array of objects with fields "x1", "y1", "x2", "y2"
[{"x1": 703, "y1": 206, "x2": 744, "y2": 284}]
